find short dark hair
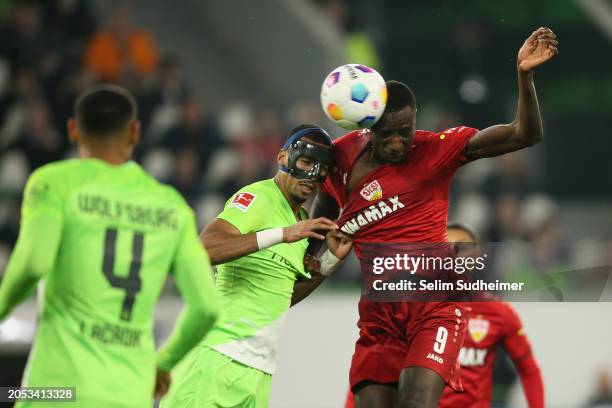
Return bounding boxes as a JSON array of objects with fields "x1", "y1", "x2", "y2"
[
  {"x1": 447, "y1": 221, "x2": 480, "y2": 243},
  {"x1": 384, "y1": 80, "x2": 417, "y2": 113},
  {"x1": 285, "y1": 123, "x2": 333, "y2": 147},
  {"x1": 74, "y1": 85, "x2": 137, "y2": 137}
]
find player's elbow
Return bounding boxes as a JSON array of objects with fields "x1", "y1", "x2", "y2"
[
  {"x1": 514, "y1": 123, "x2": 543, "y2": 147},
  {"x1": 523, "y1": 131, "x2": 543, "y2": 147},
  {"x1": 516, "y1": 355, "x2": 542, "y2": 376}
]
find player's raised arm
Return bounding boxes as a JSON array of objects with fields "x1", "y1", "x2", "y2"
[
  {"x1": 156, "y1": 210, "x2": 221, "y2": 381},
  {"x1": 201, "y1": 215, "x2": 337, "y2": 266},
  {"x1": 465, "y1": 27, "x2": 558, "y2": 160},
  {"x1": 0, "y1": 170, "x2": 63, "y2": 320}
]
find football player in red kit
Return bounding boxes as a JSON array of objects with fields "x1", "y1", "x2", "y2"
[
  {"x1": 312, "y1": 28, "x2": 557, "y2": 408},
  {"x1": 344, "y1": 223, "x2": 544, "y2": 408},
  {"x1": 440, "y1": 223, "x2": 544, "y2": 408}
]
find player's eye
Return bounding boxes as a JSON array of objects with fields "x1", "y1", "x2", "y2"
[{"x1": 298, "y1": 158, "x2": 314, "y2": 168}]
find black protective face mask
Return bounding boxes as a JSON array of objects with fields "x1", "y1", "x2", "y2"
[
  {"x1": 281, "y1": 140, "x2": 334, "y2": 182},
  {"x1": 279, "y1": 127, "x2": 334, "y2": 182}
]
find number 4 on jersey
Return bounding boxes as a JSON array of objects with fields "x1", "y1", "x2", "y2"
[{"x1": 102, "y1": 228, "x2": 144, "y2": 321}]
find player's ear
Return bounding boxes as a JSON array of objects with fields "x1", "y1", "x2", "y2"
[
  {"x1": 128, "y1": 120, "x2": 141, "y2": 146},
  {"x1": 277, "y1": 149, "x2": 288, "y2": 166},
  {"x1": 67, "y1": 118, "x2": 79, "y2": 144}
]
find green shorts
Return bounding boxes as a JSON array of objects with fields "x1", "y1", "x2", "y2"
[{"x1": 160, "y1": 347, "x2": 272, "y2": 408}]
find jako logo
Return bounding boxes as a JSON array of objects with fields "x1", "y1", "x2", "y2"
[{"x1": 426, "y1": 353, "x2": 444, "y2": 364}]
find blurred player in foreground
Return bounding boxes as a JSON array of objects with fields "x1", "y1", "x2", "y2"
[
  {"x1": 0, "y1": 85, "x2": 220, "y2": 407},
  {"x1": 160, "y1": 125, "x2": 353, "y2": 407},
  {"x1": 345, "y1": 223, "x2": 545, "y2": 408},
  {"x1": 440, "y1": 222, "x2": 544, "y2": 407},
  {"x1": 313, "y1": 27, "x2": 557, "y2": 407}
]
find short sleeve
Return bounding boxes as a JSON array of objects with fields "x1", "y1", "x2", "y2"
[
  {"x1": 216, "y1": 189, "x2": 267, "y2": 234},
  {"x1": 21, "y1": 167, "x2": 64, "y2": 223},
  {"x1": 427, "y1": 126, "x2": 479, "y2": 173}
]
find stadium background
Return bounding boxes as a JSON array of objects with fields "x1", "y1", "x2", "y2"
[{"x1": 0, "y1": 0, "x2": 611, "y2": 407}]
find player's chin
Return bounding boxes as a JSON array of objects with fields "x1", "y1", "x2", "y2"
[
  {"x1": 384, "y1": 152, "x2": 407, "y2": 163},
  {"x1": 289, "y1": 192, "x2": 308, "y2": 204}
]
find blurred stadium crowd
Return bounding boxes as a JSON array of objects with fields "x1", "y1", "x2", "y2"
[{"x1": 0, "y1": 0, "x2": 611, "y2": 289}]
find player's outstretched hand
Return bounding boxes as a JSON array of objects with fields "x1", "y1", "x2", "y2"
[
  {"x1": 154, "y1": 367, "x2": 171, "y2": 399},
  {"x1": 518, "y1": 27, "x2": 558, "y2": 73},
  {"x1": 326, "y1": 229, "x2": 353, "y2": 260},
  {"x1": 283, "y1": 217, "x2": 338, "y2": 242}
]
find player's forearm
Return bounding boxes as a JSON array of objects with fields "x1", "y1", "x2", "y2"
[
  {"x1": 291, "y1": 273, "x2": 327, "y2": 306},
  {"x1": 200, "y1": 231, "x2": 260, "y2": 265},
  {"x1": 157, "y1": 301, "x2": 220, "y2": 372},
  {"x1": 0, "y1": 265, "x2": 39, "y2": 320},
  {"x1": 519, "y1": 365, "x2": 544, "y2": 408},
  {"x1": 513, "y1": 69, "x2": 543, "y2": 146},
  {"x1": 514, "y1": 354, "x2": 544, "y2": 408}
]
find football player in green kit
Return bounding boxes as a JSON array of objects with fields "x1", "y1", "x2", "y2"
[
  {"x1": 0, "y1": 85, "x2": 220, "y2": 407},
  {"x1": 161, "y1": 125, "x2": 352, "y2": 407}
]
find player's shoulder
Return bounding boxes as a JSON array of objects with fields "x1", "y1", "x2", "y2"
[
  {"x1": 413, "y1": 129, "x2": 437, "y2": 143},
  {"x1": 333, "y1": 129, "x2": 369, "y2": 151},
  {"x1": 334, "y1": 129, "x2": 365, "y2": 145},
  {"x1": 415, "y1": 126, "x2": 478, "y2": 142},
  {"x1": 230, "y1": 178, "x2": 266, "y2": 196},
  {"x1": 223, "y1": 179, "x2": 277, "y2": 212},
  {"x1": 493, "y1": 301, "x2": 522, "y2": 323},
  {"x1": 27, "y1": 159, "x2": 79, "y2": 188},
  {"x1": 332, "y1": 130, "x2": 369, "y2": 166},
  {"x1": 30, "y1": 159, "x2": 75, "y2": 178},
  {"x1": 124, "y1": 163, "x2": 190, "y2": 209}
]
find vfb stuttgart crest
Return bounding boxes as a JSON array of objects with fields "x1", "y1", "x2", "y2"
[
  {"x1": 468, "y1": 316, "x2": 490, "y2": 343},
  {"x1": 360, "y1": 180, "x2": 382, "y2": 201}
]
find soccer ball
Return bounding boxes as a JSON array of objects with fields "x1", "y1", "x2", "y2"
[{"x1": 320, "y1": 64, "x2": 387, "y2": 130}]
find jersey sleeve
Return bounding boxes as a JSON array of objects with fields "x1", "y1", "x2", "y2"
[
  {"x1": 216, "y1": 188, "x2": 268, "y2": 234},
  {"x1": 156, "y1": 207, "x2": 220, "y2": 372},
  {"x1": 0, "y1": 168, "x2": 63, "y2": 320},
  {"x1": 427, "y1": 126, "x2": 479, "y2": 174},
  {"x1": 502, "y1": 304, "x2": 545, "y2": 408}
]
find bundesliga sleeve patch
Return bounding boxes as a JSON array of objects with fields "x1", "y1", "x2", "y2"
[{"x1": 230, "y1": 192, "x2": 257, "y2": 212}]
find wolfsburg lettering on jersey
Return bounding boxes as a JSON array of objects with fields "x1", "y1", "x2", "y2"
[
  {"x1": 78, "y1": 194, "x2": 178, "y2": 230},
  {"x1": 341, "y1": 195, "x2": 405, "y2": 235}
]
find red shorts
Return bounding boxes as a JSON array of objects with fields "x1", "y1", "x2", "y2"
[{"x1": 349, "y1": 298, "x2": 467, "y2": 392}]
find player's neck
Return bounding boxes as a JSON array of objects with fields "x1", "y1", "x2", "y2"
[{"x1": 78, "y1": 145, "x2": 130, "y2": 166}]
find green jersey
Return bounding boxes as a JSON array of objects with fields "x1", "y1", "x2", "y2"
[
  {"x1": 203, "y1": 178, "x2": 309, "y2": 374},
  {"x1": 0, "y1": 159, "x2": 220, "y2": 408}
]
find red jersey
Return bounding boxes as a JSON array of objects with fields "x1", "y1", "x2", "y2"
[
  {"x1": 439, "y1": 302, "x2": 544, "y2": 408},
  {"x1": 323, "y1": 127, "x2": 477, "y2": 257}
]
